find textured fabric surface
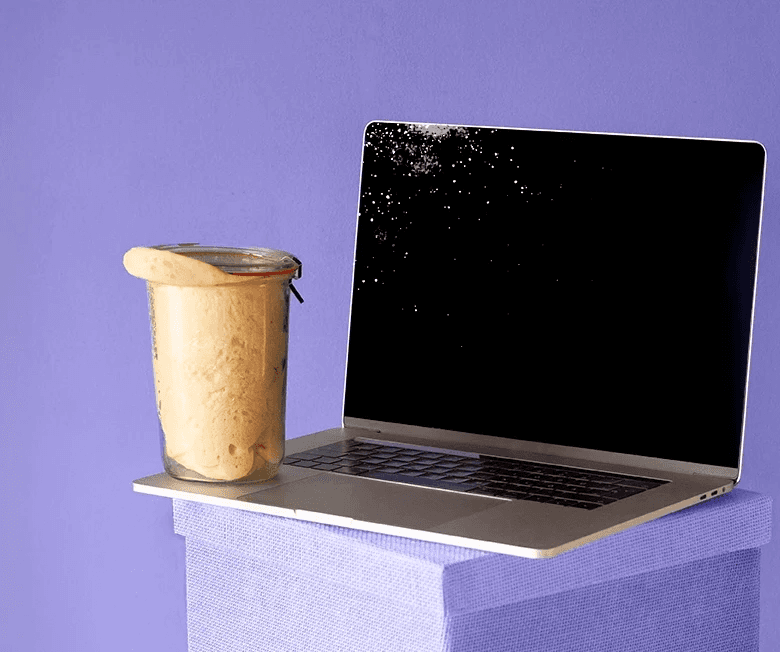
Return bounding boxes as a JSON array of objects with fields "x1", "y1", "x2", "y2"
[
  {"x1": 444, "y1": 549, "x2": 761, "y2": 652},
  {"x1": 173, "y1": 488, "x2": 771, "y2": 652},
  {"x1": 185, "y1": 536, "x2": 448, "y2": 652}
]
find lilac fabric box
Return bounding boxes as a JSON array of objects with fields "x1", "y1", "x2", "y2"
[{"x1": 172, "y1": 488, "x2": 771, "y2": 652}]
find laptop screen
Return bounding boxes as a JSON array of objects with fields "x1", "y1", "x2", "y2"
[{"x1": 344, "y1": 122, "x2": 765, "y2": 469}]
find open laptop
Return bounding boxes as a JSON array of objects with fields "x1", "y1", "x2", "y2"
[{"x1": 134, "y1": 121, "x2": 767, "y2": 558}]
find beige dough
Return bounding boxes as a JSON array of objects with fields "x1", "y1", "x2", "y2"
[
  {"x1": 124, "y1": 246, "x2": 258, "y2": 286},
  {"x1": 148, "y1": 278, "x2": 288, "y2": 481}
]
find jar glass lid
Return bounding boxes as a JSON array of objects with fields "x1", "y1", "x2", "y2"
[{"x1": 152, "y1": 243, "x2": 302, "y2": 279}]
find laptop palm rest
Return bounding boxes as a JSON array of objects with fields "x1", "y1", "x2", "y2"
[{"x1": 238, "y1": 472, "x2": 503, "y2": 530}]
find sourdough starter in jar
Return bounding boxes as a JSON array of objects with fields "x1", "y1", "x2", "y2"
[{"x1": 146, "y1": 245, "x2": 300, "y2": 483}]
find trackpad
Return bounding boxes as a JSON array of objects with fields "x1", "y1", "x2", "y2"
[{"x1": 238, "y1": 473, "x2": 503, "y2": 530}]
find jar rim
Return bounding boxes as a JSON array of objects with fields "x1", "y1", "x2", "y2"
[{"x1": 151, "y1": 244, "x2": 302, "y2": 278}]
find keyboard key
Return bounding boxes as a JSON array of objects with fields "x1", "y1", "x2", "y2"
[
  {"x1": 551, "y1": 488, "x2": 580, "y2": 499},
  {"x1": 578, "y1": 494, "x2": 617, "y2": 506},
  {"x1": 380, "y1": 460, "x2": 406, "y2": 468},
  {"x1": 336, "y1": 466, "x2": 367, "y2": 475},
  {"x1": 490, "y1": 468, "x2": 517, "y2": 480},
  {"x1": 363, "y1": 457, "x2": 391, "y2": 465},
  {"x1": 376, "y1": 466, "x2": 403, "y2": 474},
  {"x1": 485, "y1": 485, "x2": 513, "y2": 494},
  {"x1": 312, "y1": 463, "x2": 341, "y2": 471},
  {"x1": 358, "y1": 464, "x2": 381, "y2": 471},
  {"x1": 503, "y1": 490, "x2": 532, "y2": 500},
  {"x1": 467, "y1": 487, "x2": 504, "y2": 498},
  {"x1": 287, "y1": 452, "x2": 325, "y2": 461}
]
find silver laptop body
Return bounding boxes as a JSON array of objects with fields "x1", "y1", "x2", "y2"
[{"x1": 135, "y1": 121, "x2": 767, "y2": 558}]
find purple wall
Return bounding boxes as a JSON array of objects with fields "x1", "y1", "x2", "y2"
[{"x1": 2, "y1": 1, "x2": 777, "y2": 649}]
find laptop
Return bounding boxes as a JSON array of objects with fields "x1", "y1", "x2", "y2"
[{"x1": 134, "y1": 121, "x2": 767, "y2": 558}]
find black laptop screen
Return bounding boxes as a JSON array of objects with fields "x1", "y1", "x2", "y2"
[{"x1": 344, "y1": 122, "x2": 765, "y2": 469}]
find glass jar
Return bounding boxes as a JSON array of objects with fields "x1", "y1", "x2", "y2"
[{"x1": 145, "y1": 244, "x2": 302, "y2": 483}]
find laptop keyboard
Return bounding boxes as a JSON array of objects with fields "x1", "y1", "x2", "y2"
[{"x1": 283, "y1": 439, "x2": 669, "y2": 510}]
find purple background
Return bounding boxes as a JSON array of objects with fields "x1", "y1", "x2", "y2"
[{"x1": 1, "y1": 1, "x2": 777, "y2": 649}]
